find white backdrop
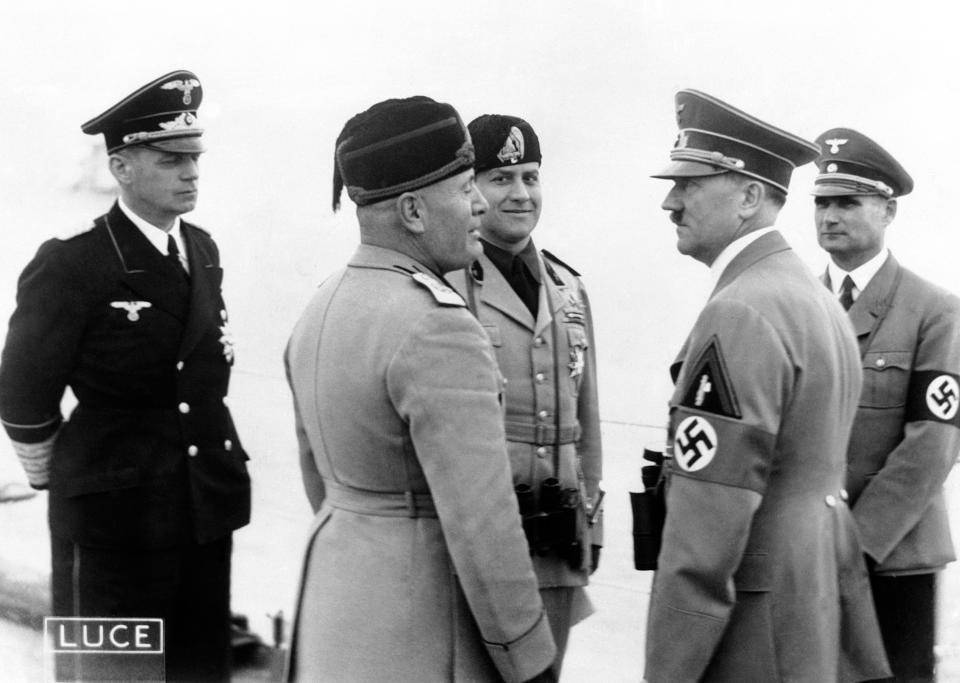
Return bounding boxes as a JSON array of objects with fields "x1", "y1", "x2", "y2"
[{"x1": 3, "y1": 0, "x2": 958, "y2": 428}]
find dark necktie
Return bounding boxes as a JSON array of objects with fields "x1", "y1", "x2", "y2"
[
  {"x1": 509, "y1": 256, "x2": 539, "y2": 318},
  {"x1": 167, "y1": 235, "x2": 188, "y2": 279},
  {"x1": 839, "y1": 275, "x2": 855, "y2": 311}
]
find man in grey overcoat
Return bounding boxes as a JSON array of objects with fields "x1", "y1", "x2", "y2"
[{"x1": 284, "y1": 96, "x2": 557, "y2": 683}]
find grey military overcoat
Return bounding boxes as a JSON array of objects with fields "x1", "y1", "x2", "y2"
[{"x1": 284, "y1": 245, "x2": 555, "y2": 683}]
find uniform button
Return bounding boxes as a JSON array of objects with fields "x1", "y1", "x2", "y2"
[
  {"x1": 533, "y1": 337, "x2": 545, "y2": 347},
  {"x1": 537, "y1": 410, "x2": 549, "y2": 420},
  {"x1": 224, "y1": 439, "x2": 233, "y2": 451},
  {"x1": 875, "y1": 357, "x2": 886, "y2": 368},
  {"x1": 176, "y1": 361, "x2": 184, "y2": 371},
  {"x1": 824, "y1": 494, "x2": 837, "y2": 507},
  {"x1": 536, "y1": 446, "x2": 548, "y2": 458},
  {"x1": 178, "y1": 402, "x2": 190, "y2": 414},
  {"x1": 839, "y1": 489, "x2": 849, "y2": 502},
  {"x1": 535, "y1": 373, "x2": 546, "y2": 383},
  {"x1": 187, "y1": 445, "x2": 199, "y2": 457},
  {"x1": 220, "y1": 309, "x2": 228, "y2": 321},
  {"x1": 501, "y1": 377, "x2": 508, "y2": 387},
  {"x1": 222, "y1": 396, "x2": 230, "y2": 407}
]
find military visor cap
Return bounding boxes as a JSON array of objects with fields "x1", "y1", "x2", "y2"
[
  {"x1": 81, "y1": 69, "x2": 205, "y2": 154},
  {"x1": 332, "y1": 96, "x2": 475, "y2": 211},
  {"x1": 812, "y1": 128, "x2": 913, "y2": 198},
  {"x1": 652, "y1": 89, "x2": 820, "y2": 194},
  {"x1": 468, "y1": 114, "x2": 542, "y2": 172}
]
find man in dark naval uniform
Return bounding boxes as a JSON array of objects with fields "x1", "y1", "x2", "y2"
[
  {"x1": 449, "y1": 114, "x2": 603, "y2": 677},
  {"x1": 813, "y1": 128, "x2": 960, "y2": 683},
  {"x1": 0, "y1": 70, "x2": 251, "y2": 681}
]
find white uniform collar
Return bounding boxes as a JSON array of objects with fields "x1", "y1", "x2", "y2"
[
  {"x1": 117, "y1": 198, "x2": 185, "y2": 258},
  {"x1": 826, "y1": 248, "x2": 889, "y2": 295},
  {"x1": 709, "y1": 226, "x2": 777, "y2": 288}
]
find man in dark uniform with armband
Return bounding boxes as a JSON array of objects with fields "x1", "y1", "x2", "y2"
[
  {"x1": 449, "y1": 114, "x2": 603, "y2": 676},
  {"x1": 812, "y1": 128, "x2": 960, "y2": 682},
  {"x1": 0, "y1": 70, "x2": 250, "y2": 681}
]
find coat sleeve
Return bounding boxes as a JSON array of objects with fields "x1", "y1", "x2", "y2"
[
  {"x1": 645, "y1": 299, "x2": 787, "y2": 682},
  {"x1": 387, "y1": 307, "x2": 556, "y2": 683},
  {"x1": 0, "y1": 240, "x2": 88, "y2": 485},
  {"x1": 577, "y1": 282, "x2": 604, "y2": 544},
  {"x1": 852, "y1": 297, "x2": 960, "y2": 562}
]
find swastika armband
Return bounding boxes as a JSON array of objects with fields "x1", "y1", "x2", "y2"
[
  {"x1": 906, "y1": 371, "x2": 960, "y2": 427},
  {"x1": 670, "y1": 410, "x2": 775, "y2": 493}
]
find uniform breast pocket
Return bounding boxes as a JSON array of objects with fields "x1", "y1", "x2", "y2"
[
  {"x1": 482, "y1": 324, "x2": 502, "y2": 347},
  {"x1": 861, "y1": 350, "x2": 913, "y2": 408}
]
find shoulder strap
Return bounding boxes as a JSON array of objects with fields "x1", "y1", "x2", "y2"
[{"x1": 410, "y1": 272, "x2": 466, "y2": 307}]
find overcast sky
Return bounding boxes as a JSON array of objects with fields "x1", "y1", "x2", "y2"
[{"x1": 2, "y1": 1, "x2": 957, "y2": 425}]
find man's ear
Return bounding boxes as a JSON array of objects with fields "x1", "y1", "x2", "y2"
[
  {"x1": 397, "y1": 192, "x2": 425, "y2": 235},
  {"x1": 738, "y1": 179, "x2": 764, "y2": 218},
  {"x1": 883, "y1": 198, "x2": 898, "y2": 226},
  {"x1": 108, "y1": 153, "x2": 131, "y2": 185}
]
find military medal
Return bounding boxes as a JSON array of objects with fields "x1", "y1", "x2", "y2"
[
  {"x1": 568, "y1": 347, "x2": 585, "y2": 380},
  {"x1": 219, "y1": 309, "x2": 235, "y2": 364}
]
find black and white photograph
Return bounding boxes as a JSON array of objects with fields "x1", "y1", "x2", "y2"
[{"x1": 1, "y1": 1, "x2": 959, "y2": 681}]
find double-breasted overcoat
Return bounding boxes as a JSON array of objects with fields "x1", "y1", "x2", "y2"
[{"x1": 0, "y1": 201, "x2": 250, "y2": 548}]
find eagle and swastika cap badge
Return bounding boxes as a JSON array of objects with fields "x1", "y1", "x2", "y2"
[
  {"x1": 81, "y1": 70, "x2": 205, "y2": 155},
  {"x1": 652, "y1": 89, "x2": 819, "y2": 194},
  {"x1": 812, "y1": 127, "x2": 913, "y2": 198}
]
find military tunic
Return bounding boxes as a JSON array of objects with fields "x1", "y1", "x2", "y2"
[
  {"x1": 0, "y1": 201, "x2": 250, "y2": 679},
  {"x1": 645, "y1": 230, "x2": 888, "y2": 682},
  {"x1": 451, "y1": 246, "x2": 603, "y2": 584},
  {"x1": 285, "y1": 244, "x2": 555, "y2": 683},
  {"x1": 827, "y1": 254, "x2": 960, "y2": 574}
]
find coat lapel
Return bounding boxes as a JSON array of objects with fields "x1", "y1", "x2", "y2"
[
  {"x1": 103, "y1": 203, "x2": 189, "y2": 322},
  {"x1": 844, "y1": 254, "x2": 900, "y2": 338},
  {"x1": 477, "y1": 252, "x2": 537, "y2": 332},
  {"x1": 674, "y1": 231, "x2": 791, "y2": 385},
  {"x1": 178, "y1": 224, "x2": 222, "y2": 360},
  {"x1": 535, "y1": 252, "x2": 567, "y2": 337}
]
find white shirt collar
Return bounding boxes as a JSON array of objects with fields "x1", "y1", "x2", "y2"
[
  {"x1": 826, "y1": 248, "x2": 889, "y2": 295},
  {"x1": 709, "y1": 226, "x2": 777, "y2": 288},
  {"x1": 117, "y1": 198, "x2": 185, "y2": 259}
]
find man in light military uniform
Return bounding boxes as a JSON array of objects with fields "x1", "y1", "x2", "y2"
[
  {"x1": 449, "y1": 114, "x2": 603, "y2": 676},
  {"x1": 813, "y1": 128, "x2": 960, "y2": 683},
  {"x1": 644, "y1": 90, "x2": 889, "y2": 682},
  {"x1": 0, "y1": 71, "x2": 250, "y2": 681},
  {"x1": 284, "y1": 97, "x2": 556, "y2": 683}
]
